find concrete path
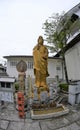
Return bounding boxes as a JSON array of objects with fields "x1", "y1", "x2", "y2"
[{"x1": 0, "y1": 103, "x2": 80, "y2": 130}]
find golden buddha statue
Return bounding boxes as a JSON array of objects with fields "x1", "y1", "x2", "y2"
[{"x1": 33, "y1": 36, "x2": 49, "y2": 93}]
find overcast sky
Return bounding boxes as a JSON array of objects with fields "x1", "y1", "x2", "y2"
[{"x1": 0, "y1": 0, "x2": 80, "y2": 63}]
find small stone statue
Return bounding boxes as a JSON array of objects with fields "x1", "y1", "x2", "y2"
[{"x1": 16, "y1": 60, "x2": 27, "y2": 92}]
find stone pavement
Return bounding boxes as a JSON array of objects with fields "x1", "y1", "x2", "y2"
[{"x1": 0, "y1": 102, "x2": 80, "y2": 130}]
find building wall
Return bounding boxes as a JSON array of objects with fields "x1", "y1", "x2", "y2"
[
  {"x1": 48, "y1": 58, "x2": 63, "y2": 79},
  {"x1": 6, "y1": 56, "x2": 63, "y2": 80},
  {"x1": 65, "y1": 4, "x2": 80, "y2": 81},
  {"x1": 65, "y1": 41, "x2": 80, "y2": 80},
  {"x1": 6, "y1": 57, "x2": 34, "y2": 78}
]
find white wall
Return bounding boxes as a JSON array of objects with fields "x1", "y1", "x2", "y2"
[
  {"x1": 65, "y1": 41, "x2": 80, "y2": 80},
  {"x1": 48, "y1": 59, "x2": 63, "y2": 79},
  {"x1": 6, "y1": 57, "x2": 63, "y2": 80},
  {"x1": 7, "y1": 59, "x2": 19, "y2": 78}
]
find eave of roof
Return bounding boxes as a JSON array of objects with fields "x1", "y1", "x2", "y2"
[
  {"x1": 54, "y1": 33, "x2": 80, "y2": 57},
  {"x1": 63, "y1": 3, "x2": 80, "y2": 18},
  {"x1": 3, "y1": 55, "x2": 33, "y2": 59},
  {"x1": 0, "y1": 77, "x2": 15, "y2": 82},
  {"x1": 65, "y1": 32, "x2": 80, "y2": 52},
  {"x1": 3, "y1": 55, "x2": 62, "y2": 60}
]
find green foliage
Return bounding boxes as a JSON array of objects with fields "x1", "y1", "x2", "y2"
[
  {"x1": 43, "y1": 12, "x2": 65, "y2": 53},
  {"x1": 14, "y1": 83, "x2": 19, "y2": 91},
  {"x1": 59, "y1": 83, "x2": 68, "y2": 92},
  {"x1": 42, "y1": 12, "x2": 76, "y2": 55}
]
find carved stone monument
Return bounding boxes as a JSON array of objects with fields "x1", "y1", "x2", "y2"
[{"x1": 16, "y1": 60, "x2": 27, "y2": 93}]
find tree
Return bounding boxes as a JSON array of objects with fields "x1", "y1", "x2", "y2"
[
  {"x1": 43, "y1": 13, "x2": 64, "y2": 53},
  {"x1": 42, "y1": 12, "x2": 79, "y2": 83}
]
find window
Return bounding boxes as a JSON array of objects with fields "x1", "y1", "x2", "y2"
[
  {"x1": 1, "y1": 82, "x2": 11, "y2": 88},
  {"x1": 10, "y1": 61, "x2": 17, "y2": 67},
  {"x1": 6, "y1": 83, "x2": 11, "y2": 88},
  {"x1": 56, "y1": 66, "x2": 61, "y2": 71},
  {"x1": 27, "y1": 61, "x2": 33, "y2": 69},
  {"x1": 1, "y1": 82, "x2": 5, "y2": 88}
]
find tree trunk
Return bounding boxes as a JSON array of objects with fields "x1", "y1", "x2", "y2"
[
  {"x1": 63, "y1": 54, "x2": 68, "y2": 83},
  {"x1": 61, "y1": 46, "x2": 68, "y2": 83}
]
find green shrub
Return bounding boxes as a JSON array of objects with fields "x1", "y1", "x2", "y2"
[
  {"x1": 14, "y1": 83, "x2": 19, "y2": 91},
  {"x1": 59, "y1": 83, "x2": 68, "y2": 92}
]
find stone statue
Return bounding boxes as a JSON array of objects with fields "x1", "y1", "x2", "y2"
[
  {"x1": 33, "y1": 36, "x2": 49, "y2": 92},
  {"x1": 16, "y1": 60, "x2": 27, "y2": 93}
]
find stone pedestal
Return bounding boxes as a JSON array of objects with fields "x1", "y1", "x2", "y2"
[{"x1": 68, "y1": 83, "x2": 80, "y2": 105}]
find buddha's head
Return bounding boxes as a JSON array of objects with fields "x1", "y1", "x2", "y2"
[{"x1": 37, "y1": 36, "x2": 44, "y2": 45}]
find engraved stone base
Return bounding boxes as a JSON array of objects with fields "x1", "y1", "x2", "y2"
[
  {"x1": 31, "y1": 86, "x2": 57, "y2": 109},
  {"x1": 31, "y1": 104, "x2": 69, "y2": 119}
]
